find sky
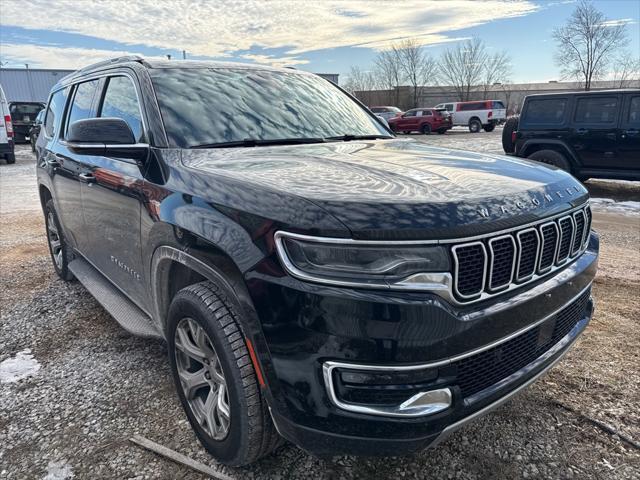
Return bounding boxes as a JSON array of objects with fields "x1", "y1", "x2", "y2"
[{"x1": 0, "y1": 0, "x2": 638, "y2": 84}]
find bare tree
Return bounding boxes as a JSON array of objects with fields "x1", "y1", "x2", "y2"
[
  {"x1": 610, "y1": 52, "x2": 640, "y2": 89},
  {"x1": 343, "y1": 66, "x2": 377, "y2": 94},
  {"x1": 481, "y1": 50, "x2": 512, "y2": 98},
  {"x1": 393, "y1": 39, "x2": 438, "y2": 108},
  {"x1": 374, "y1": 48, "x2": 404, "y2": 105},
  {"x1": 438, "y1": 37, "x2": 487, "y2": 101},
  {"x1": 553, "y1": 0, "x2": 629, "y2": 90}
]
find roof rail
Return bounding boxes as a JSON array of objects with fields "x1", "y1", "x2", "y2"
[{"x1": 59, "y1": 55, "x2": 145, "y2": 84}]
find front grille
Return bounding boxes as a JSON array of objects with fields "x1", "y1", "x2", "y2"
[
  {"x1": 455, "y1": 289, "x2": 591, "y2": 398},
  {"x1": 452, "y1": 204, "x2": 591, "y2": 302}
]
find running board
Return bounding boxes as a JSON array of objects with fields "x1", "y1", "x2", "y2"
[{"x1": 69, "y1": 258, "x2": 162, "y2": 339}]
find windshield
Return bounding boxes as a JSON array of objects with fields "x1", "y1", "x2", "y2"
[{"x1": 150, "y1": 67, "x2": 389, "y2": 148}]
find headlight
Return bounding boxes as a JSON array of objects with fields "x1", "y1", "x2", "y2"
[{"x1": 274, "y1": 231, "x2": 450, "y2": 288}]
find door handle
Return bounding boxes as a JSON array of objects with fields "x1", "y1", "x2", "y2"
[
  {"x1": 45, "y1": 156, "x2": 60, "y2": 167},
  {"x1": 79, "y1": 172, "x2": 96, "y2": 184},
  {"x1": 624, "y1": 129, "x2": 639, "y2": 136},
  {"x1": 605, "y1": 133, "x2": 616, "y2": 140},
  {"x1": 576, "y1": 128, "x2": 589, "y2": 135}
]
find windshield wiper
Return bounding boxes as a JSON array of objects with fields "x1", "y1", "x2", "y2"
[
  {"x1": 324, "y1": 134, "x2": 393, "y2": 142},
  {"x1": 189, "y1": 137, "x2": 327, "y2": 149}
]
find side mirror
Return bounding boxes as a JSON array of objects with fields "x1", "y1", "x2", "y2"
[{"x1": 66, "y1": 117, "x2": 149, "y2": 162}]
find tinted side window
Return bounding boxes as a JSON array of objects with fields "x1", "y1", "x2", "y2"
[
  {"x1": 44, "y1": 88, "x2": 70, "y2": 138},
  {"x1": 66, "y1": 80, "x2": 100, "y2": 136},
  {"x1": 492, "y1": 101, "x2": 505, "y2": 109},
  {"x1": 423, "y1": 110, "x2": 432, "y2": 116},
  {"x1": 370, "y1": 107, "x2": 382, "y2": 113},
  {"x1": 404, "y1": 110, "x2": 417, "y2": 117},
  {"x1": 628, "y1": 96, "x2": 640, "y2": 125},
  {"x1": 445, "y1": 104, "x2": 453, "y2": 111},
  {"x1": 524, "y1": 98, "x2": 567, "y2": 124},
  {"x1": 574, "y1": 96, "x2": 618, "y2": 124},
  {"x1": 99, "y1": 76, "x2": 143, "y2": 142},
  {"x1": 459, "y1": 102, "x2": 484, "y2": 111}
]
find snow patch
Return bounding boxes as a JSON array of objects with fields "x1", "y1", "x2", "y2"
[
  {"x1": 590, "y1": 198, "x2": 640, "y2": 216},
  {"x1": 43, "y1": 461, "x2": 74, "y2": 480},
  {"x1": 0, "y1": 349, "x2": 41, "y2": 383}
]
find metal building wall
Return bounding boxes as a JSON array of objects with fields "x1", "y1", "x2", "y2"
[{"x1": 0, "y1": 69, "x2": 74, "y2": 103}]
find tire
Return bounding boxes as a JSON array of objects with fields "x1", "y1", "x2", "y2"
[
  {"x1": 421, "y1": 124, "x2": 432, "y2": 135},
  {"x1": 30, "y1": 135, "x2": 36, "y2": 153},
  {"x1": 5, "y1": 152, "x2": 15, "y2": 164},
  {"x1": 483, "y1": 124, "x2": 496, "y2": 132},
  {"x1": 437, "y1": 128, "x2": 447, "y2": 134},
  {"x1": 468, "y1": 119, "x2": 481, "y2": 133},
  {"x1": 167, "y1": 281, "x2": 281, "y2": 466},
  {"x1": 44, "y1": 199, "x2": 75, "y2": 281},
  {"x1": 402, "y1": 131, "x2": 411, "y2": 135},
  {"x1": 502, "y1": 116, "x2": 519, "y2": 153},
  {"x1": 528, "y1": 149, "x2": 572, "y2": 173}
]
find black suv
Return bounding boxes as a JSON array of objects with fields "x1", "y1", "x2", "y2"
[
  {"x1": 37, "y1": 56, "x2": 598, "y2": 466},
  {"x1": 503, "y1": 89, "x2": 640, "y2": 180}
]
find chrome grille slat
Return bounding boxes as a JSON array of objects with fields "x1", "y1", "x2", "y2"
[
  {"x1": 488, "y1": 235, "x2": 516, "y2": 291},
  {"x1": 572, "y1": 210, "x2": 586, "y2": 256},
  {"x1": 556, "y1": 216, "x2": 575, "y2": 264},
  {"x1": 515, "y1": 228, "x2": 540, "y2": 282},
  {"x1": 452, "y1": 204, "x2": 591, "y2": 303},
  {"x1": 538, "y1": 222, "x2": 559, "y2": 273}
]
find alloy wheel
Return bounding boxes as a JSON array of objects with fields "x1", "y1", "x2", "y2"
[
  {"x1": 174, "y1": 318, "x2": 231, "y2": 440},
  {"x1": 46, "y1": 212, "x2": 63, "y2": 269}
]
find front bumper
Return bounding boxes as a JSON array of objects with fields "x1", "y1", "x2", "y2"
[{"x1": 246, "y1": 233, "x2": 599, "y2": 457}]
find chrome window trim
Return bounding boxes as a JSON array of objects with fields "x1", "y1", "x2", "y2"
[
  {"x1": 515, "y1": 228, "x2": 541, "y2": 282},
  {"x1": 538, "y1": 221, "x2": 560, "y2": 274},
  {"x1": 556, "y1": 215, "x2": 575, "y2": 265},
  {"x1": 323, "y1": 283, "x2": 592, "y2": 417},
  {"x1": 572, "y1": 210, "x2": 586, "y2": 256},
  {"x1": 452, "y1": 241, "x2": 488, "y2": 299},
  {"x1": 487, "y1": 235, "x2": 516, "y2": 291}
]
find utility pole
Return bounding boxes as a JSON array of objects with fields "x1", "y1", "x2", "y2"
[
  {"x1": 182, "y1": 50, "x2": 186, "y2": 60},
  {"x1": 166, "y1": 54, "x2": 172, "y2": 60}
]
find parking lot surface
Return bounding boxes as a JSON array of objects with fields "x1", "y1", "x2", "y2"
[{"x1": 1, "y1": 133, "x2": 639, "y2": 479}]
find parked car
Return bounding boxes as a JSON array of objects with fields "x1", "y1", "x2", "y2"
[
  {"x1": 370, "y1": 106, "x2": 402, "y2": 121},
  {"x1": 387, "y1": 107, "x2": 452, "y2": 134},
  {"x1": 9, "y1": 101, "x2": 45, "y2": 143},
  {"x1": 0, "y1": 84, "x2": 15, "y2": 164},
  {"x1": 435, "y1": 100, "x2": 506, "y2": 133},
  {"x1": 37, "y1": 56, "x2": 597, "y2": 466},
  {"x1": 29, "y1": 109, "x2": 45, "y2": 153},
  {"x1": 504, "y1": 90, "x2": 640, "y2": 181}
]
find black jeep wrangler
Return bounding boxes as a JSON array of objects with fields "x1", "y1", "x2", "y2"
[
  {"x1": 503, "y1": 89, "x2": 640, "y2": 181},
  {"x1": 37, "y1": 56, "x2": 598, "y2": 466}
]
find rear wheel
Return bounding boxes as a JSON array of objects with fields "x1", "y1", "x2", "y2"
[
  {"x1": 502, "y1": 116, "x2": 519, "y2": 153},
  {"x1": 167, "y1": 281, "x2": 281, "y2": 466},
  {"x1": 528, "y1": 149, "x2": 572, "y2": 173},
  {"x1": 30, "y1": 135, "x2": 37, "y2": 153},
  {"x1": 468, "y1": 119, "x2": 481, "y2": 133},
  {"x1": 44, "y1": 199, "x2": 75, "y2": 281},
  {"x1": 5, "y1": 152, "x2": 15, "y2": 164},
  {"x1": 421, "y1": 124, "x2": 432, "y2": 135},
  {"x1": 483, "y1": 124, "x2": 495, "y2": 132}
]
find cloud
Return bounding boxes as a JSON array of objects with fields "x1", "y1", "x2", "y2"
[
  {"x1": 240, "y1": 53, "x2": 309, "y2": 67},
  {"x1": 0, "y1": 0, "x2": 539, "y2": 62},
  {"x1": 0, "y1": 43, "x2": 164, "y2": 69},
  {"x1": 599, "y1": 18, "x2": 636, "y2": 27}
]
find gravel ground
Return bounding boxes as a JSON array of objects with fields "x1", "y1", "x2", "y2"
[{"x1": 1, "y1": 137, "x2": 639, "y2": 479}]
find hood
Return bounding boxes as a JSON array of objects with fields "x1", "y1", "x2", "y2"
[{"x1": 181, "y1": 139, "x2": 588, "y2": 240}]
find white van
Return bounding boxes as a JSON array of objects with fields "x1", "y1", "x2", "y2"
[
  {"x1": 0, "y1": 84, "x2": 16, "y2": 164},
  {"x1": 434, "y1": 100, "x2": 506, "y2": 133}
]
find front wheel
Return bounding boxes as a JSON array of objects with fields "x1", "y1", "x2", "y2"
[
  {"x1": 468, "y1": 119, "x2": 481, "y2": 133},
  {"x1": 44, "y1": 199, "x2": 75, "y2": 281},
  {"x1": 167, "y1": 281, "x2": 281, "y2": 466}
]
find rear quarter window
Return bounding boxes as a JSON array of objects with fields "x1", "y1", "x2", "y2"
[
  {"x1": 628, "y1": 96, "x2": 640, "y2": 125},
  {"x1": 522, "y1": 98, "x2": 567, "y2": 125}
]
